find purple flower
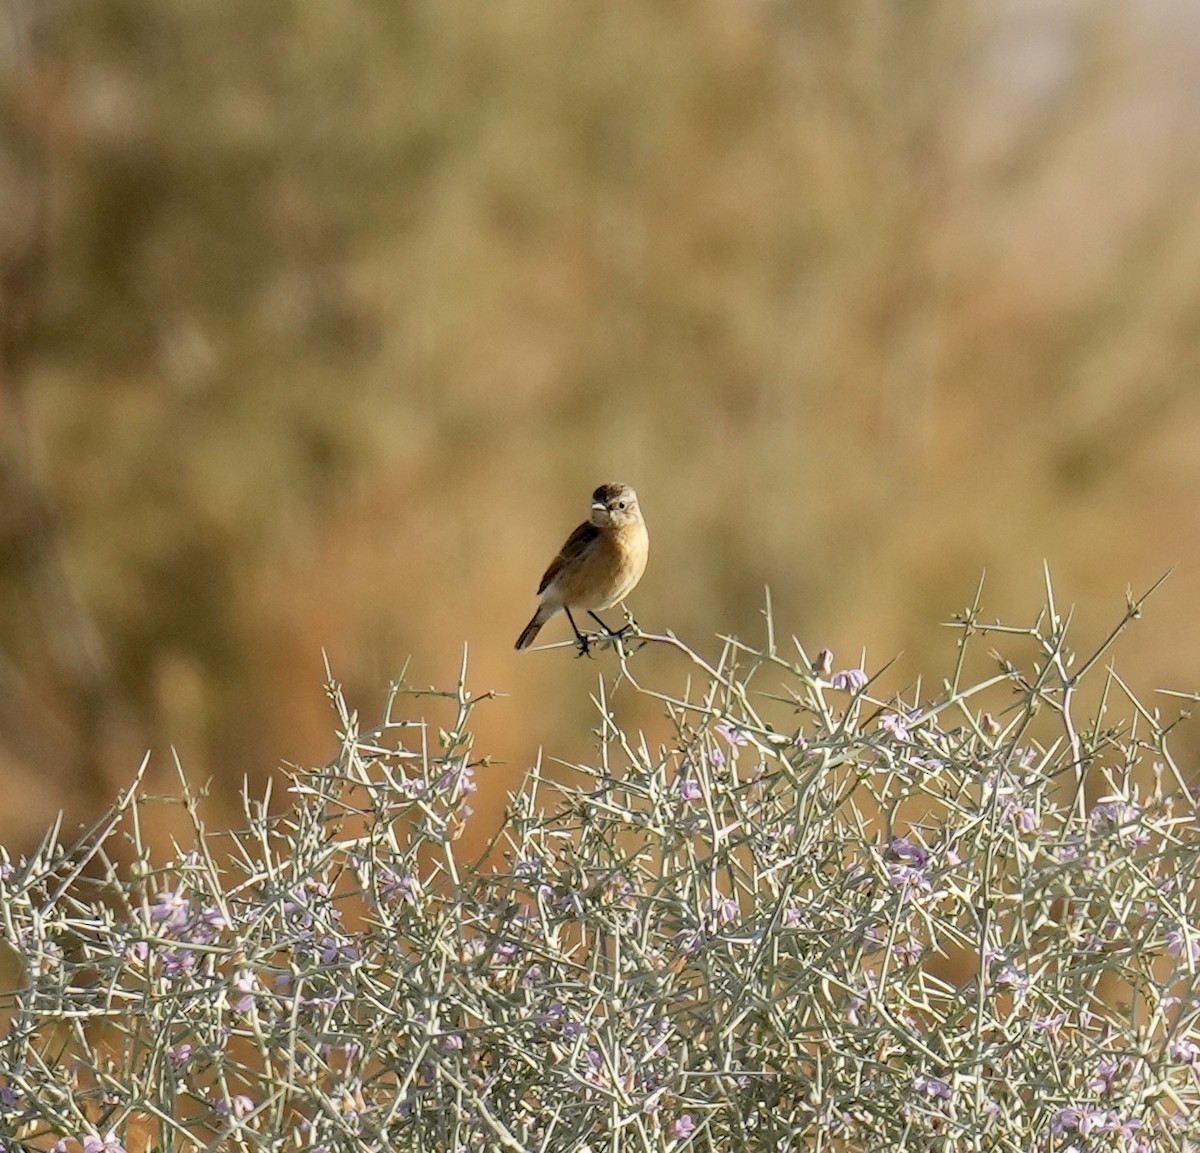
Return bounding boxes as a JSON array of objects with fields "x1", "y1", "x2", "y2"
[
  {"x1": 439, "y1": 763, "x2": 476, "y2": 797},
  {"x1": 1170, "y1": 1036, "x2": 1199, "y2": 1064},
  {"x1": 1052, "y1": 1106, "x2": 1120, "y2": 1137},
  {"x1": 714, "y1": 722, "x2": 748, "y2": 747},
  {"x1": 168, "y1": 1043, "x2": 193, "y2": 1067},
  {"x1": 384, "y1": 870, "x2": 420, "y2": 907},
  {"x1": 878, "y1": 713, "x2": 909, "y2": 741},
  {"x1": 200, "y1": 906, "x2": 230, "y2": 933},
  {"x1": 882, "y1": 838, "x2": 931, "y2": 894},
  {"x1": 994, "y1": 962, "x2": 1030, "y2": 1000},
  {"x1": 149, "y1": 889, "x2": 191, "y2": 932},
  {"x1": 317, "y1": 935, "x2": 360, "y2": 964},
  {"x1": 912, "y1": 1073, "x2": 952, "y2": 1101},
  {"x1": 82, "y1": 1133, "x2": 126, "y2": 1153},
  {"x1": 230, "y1": 969, "x2": 257, "y2": 1011},
  {"x1": 1118, "y1": 1121, "x2": 1150, "y2": 1153},
  {"x1": 677, "y1": 778, "x2": 702, "y2": 804},
  {"x1": 213, "y1": 1094, "x2": 255, "y2": 1120},
  {"x1": 1000, "y1": 798, "x2": 1038, "y2": 833},
  {"x1": 1033, "y1": 1012, "x2": 1067, "y2": 1035},
  {"x1": 846, "y1": 992, "x2": 866, "y2": 1027},
  {"x1": 1089, "y1": 1056, "x2": 1120, "y2": 1095},
  {"x1": 1166, "y1": 929, "x2": 1200, "y2": 962},
  {"x1": 512, "y1": 856, "x2": 541, "y2": 881},
  {"x1": 1089, "y1": 799, "x2": 1146, "y2": 846},
  {"x1": 671, "y1": 1113, "x2": 696, "y2": 1139},
  {"x1": 887, "y1": 837, "x2": 927, "y2": 867},
  {"x1": 282, "y1": 891, "x2": 315, "y2": 930},
  {"x1": 0, "y1": 1085, "x2": 18, "y2": 1107},
  {"x1": 831, "y1": 668, "x2": 868, "y2": 692},
  {"x1": 885, "y1": 864, "x2": 931, "y2": 893},
  {"x1": 1089, "y1": 799, "x2": 1128, "y2": 824},
  {"x1": 161, "y1": 949, "x2": 196, "y2": 978}
]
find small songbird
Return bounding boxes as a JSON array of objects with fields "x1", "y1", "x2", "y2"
[{"x1": 515, "y1": 482, "x2": 649, "y2": 652}]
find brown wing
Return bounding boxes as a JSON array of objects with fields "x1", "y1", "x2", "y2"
[{"x1": 537, "y1": 520, "x2": 599, "y2": 594}]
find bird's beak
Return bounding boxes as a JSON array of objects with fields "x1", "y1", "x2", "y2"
[{"x1": 591, "y1": 502, "x2": 606, "y2": 514}]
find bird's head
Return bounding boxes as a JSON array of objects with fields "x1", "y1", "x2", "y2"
[{"x1": 588, "y1": 482, "x2": 642, "y2": 528}]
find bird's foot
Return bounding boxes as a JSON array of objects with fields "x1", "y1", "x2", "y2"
[{"x1": 574, "y1": 613, "x2": 644, "y2": 657}]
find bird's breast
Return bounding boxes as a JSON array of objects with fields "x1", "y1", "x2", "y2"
[
  {"x1": 601, "y1": 521, "x2": 649, "y2": 607},
  {"x1": 551, "y1": 521, "x2": 648, "y2": 610}
]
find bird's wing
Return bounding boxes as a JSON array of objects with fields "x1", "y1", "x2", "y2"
[{"x1": 537, "y1": 521, "x2": 599, "y2": 594}]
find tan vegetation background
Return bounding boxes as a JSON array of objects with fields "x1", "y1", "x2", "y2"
[{"x1": 2, "y1": 0, "x2": 1199, "y2": 852}]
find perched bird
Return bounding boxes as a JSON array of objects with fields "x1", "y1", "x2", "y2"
[{"x1": 515, "y1": 482, "x2": 648, "y2": 652}]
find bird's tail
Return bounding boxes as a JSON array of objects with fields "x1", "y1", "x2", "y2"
[{"x1": 515, "y1": 604, "x2": 556, "y2": 650}]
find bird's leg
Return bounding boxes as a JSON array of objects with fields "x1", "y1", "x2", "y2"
[
  {"x1": 564, "y1": 608, "x2": 594, "y2": 657},
  {"x1": 587, "y1": 610, "x2": 620, "y2": 636},
  {"x1": 589, "y1": 607, "x2": 638, "y2": 639}
]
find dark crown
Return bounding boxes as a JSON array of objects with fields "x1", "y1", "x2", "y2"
[{"x1": 593, "y1": 482, "x2": 634, "y2": 505}]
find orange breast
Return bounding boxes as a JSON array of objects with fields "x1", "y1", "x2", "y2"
[{"x1": 555, "y1": 522, "x2": 649, "y2": 610}]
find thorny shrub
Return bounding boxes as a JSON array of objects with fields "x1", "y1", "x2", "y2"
[{"x1": 1, "y1": 576, "x2": 1199, "y2": 1152}]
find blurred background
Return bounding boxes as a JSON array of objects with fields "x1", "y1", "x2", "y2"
[{"x1": 2, "y1": 0, "x2": 1200, "y2": 851}]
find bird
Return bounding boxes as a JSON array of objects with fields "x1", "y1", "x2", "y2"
[{"x1": 515, "y1": 482, "x2": 648, "y2": 653}]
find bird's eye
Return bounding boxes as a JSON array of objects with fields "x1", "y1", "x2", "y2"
[{"x1": 617, "y1": 501, "x2": 626, "y2": 510}]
